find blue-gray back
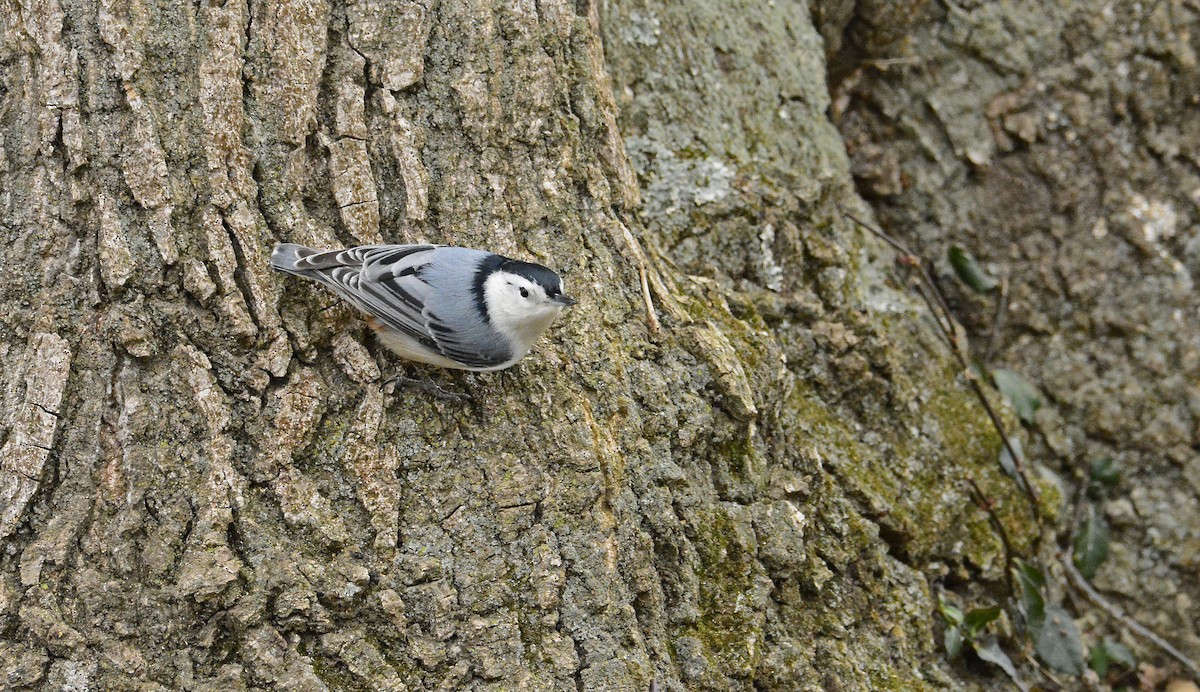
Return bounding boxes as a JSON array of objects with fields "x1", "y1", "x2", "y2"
[{"x1": 273, "y1": 243, "x2": 516, "y2": 369}]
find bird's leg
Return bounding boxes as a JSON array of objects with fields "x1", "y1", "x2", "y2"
[
  {"x1": 453, "y1": 369, "x2": 479, "y2": 393},
  {"x1": 453, "y1": 370, "x2": 487, "y2": 415},
  {"x1": 495, "y1": 366, "x2": 518, "y2": 390},
  {"x1": 380, "y1": 370, "x2": 465, "y2": 402}
]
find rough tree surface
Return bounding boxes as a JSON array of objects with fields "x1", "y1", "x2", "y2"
[{"x1": 0, "y1": 0, "x2": 1191, "y2": 691}]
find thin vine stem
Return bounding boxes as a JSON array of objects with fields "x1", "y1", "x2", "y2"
[{"x1": 841, "y1": 207, "x2": 1042, "y2": 521}]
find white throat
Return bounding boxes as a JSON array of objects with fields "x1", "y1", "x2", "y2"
[{"x1": 482, "y1": 273, "x2": 563, "y2": 354}]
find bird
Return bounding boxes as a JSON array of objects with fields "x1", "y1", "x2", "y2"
[{"x1": 270, "y1": 243, "x2": 577, "y2": 371}]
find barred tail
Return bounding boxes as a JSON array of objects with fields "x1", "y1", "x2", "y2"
[{"x1": 270, "y1": 243, "x2": 319, "y2": 275}]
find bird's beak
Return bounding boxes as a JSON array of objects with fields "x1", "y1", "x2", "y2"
[{"x1": 553, "y1": 294, "x2": 578, "y2": 307}]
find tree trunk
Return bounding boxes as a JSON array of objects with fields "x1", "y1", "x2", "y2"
[
  {"x1": 1, "y1": 0, "x2": 1049, "y2": 690},
  {"x1": 827, "y1": 0, "x2": 1200, "y2": 678}
]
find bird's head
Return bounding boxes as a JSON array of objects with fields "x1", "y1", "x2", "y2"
[{"x1": 482, "y1": 259, "x2": 577, "y2": 346}]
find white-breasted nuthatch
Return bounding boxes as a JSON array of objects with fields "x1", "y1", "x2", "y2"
[{"x1": 271, "y1": 243, "x2": 577, "y2": 371}]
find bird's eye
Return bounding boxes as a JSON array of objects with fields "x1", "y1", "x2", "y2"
[{"x1": 519, "y1": 287, "x2": 529, "y2": 298}]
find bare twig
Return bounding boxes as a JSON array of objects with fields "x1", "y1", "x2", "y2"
[
  {"x1": 865, "y1": 56, "x2": 924, "y2": 69},
  {"x1": 848, "y1": 208, "x2": 958, "y2": 335},
  {"x1": 636, "y1": 259, "x2": 661, "y2": 335},
  {"x1": 965, "y1": 477, "x2": 1017, "y2": 593},
  {"x1": 985, "y1": 273, "x2": 1009, "y2": 364},
  {"x1": 1018, "y1": 647, "x2": 1067, "y2": 689},
  {"x1": 1063, "y1": 476, "x2": 1200, "y2": 678},
  {"x1": 961, "y1": 375, "x2": 1043, "y2": 523},
  {"x1": 1061, "y1": 554, "x2": 1200, "y2": 680},
  {"x1": 1067, "y1": 475, "x2": 1090, "y2": 548},
  {"x1": 841, "y1": 208, "x2": 1042, "y2": 521},
  {"x1": 617, "y1": 219, "x2": 663, "y2": 334},
  {"x1": 910, "y1": 278, "x2": 955, "y2": 351}
]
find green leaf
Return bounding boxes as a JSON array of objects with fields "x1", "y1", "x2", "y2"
[
  {"x1": 1073, "y1": 505, "x2": 1110, "y2": 579},
  {"x1": 1089, "y1": 641, "x2": 1111, "y2": 678},
  {"x1": 1014, "y1": 560, "x2": 1045, "y2": 636},
  {"x1": 999, "y1": 435, "x2": 1024, "y2": 477},
  {"x1": 964, "y1": 606, "x2": 1002, "y2": 637},
  {"x1": 1035, "y1": 604, "x2": 1086, "y2": 676},
  {"x1": 945, "y1": 625, "x2": 964, "y2": 658},
  {"x1": 938, "y1": 594, "x2": 964, "y2": 626},
  {"x1": 973, "y1": 637, "x2": 1029, "y2": 692},
  {"x1": 1089, "y1": 636, "x2": 1136, "y2": 677},
  {"x1": 992, "y1": 369, "x2": 1043, "y2": 423},
  {"x1": 948, "y1": 246, "x2": 1000, "y2": 292},
  {"x1": 1103, "y1": 638, "x2": 1135, "y2": 669},
  {"x1": 1089, "y1": 457, "x2": 1121, "y2": 487}
]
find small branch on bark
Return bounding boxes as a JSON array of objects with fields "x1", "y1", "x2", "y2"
[
  {"x1": 964, "y1": 476, "x2": 1017, "y2": 593},
  {"x1": 841, "y1": 207, "x2": 1042, "y2": 522},
  {"x1": 984, "y1": 273, "x2": 1009, "y2": 364},
  {"x1": 1061, "y1": 554, "x2": 1200, "y2": 680}
]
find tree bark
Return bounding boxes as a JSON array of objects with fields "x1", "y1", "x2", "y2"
[
  {"x1": 828, "y1": 0, "x2": 1200, "y2": 678},
  {"x1": 2, "y1": 0, "x2": 1041, "y2": 690}
]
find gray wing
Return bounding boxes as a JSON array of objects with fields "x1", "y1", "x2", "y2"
[{"x1": 288, "y1": 244, "x2": 508, "y2": 369}]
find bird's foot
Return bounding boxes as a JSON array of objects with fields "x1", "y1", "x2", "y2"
[{"x1": 381, "y1": 374, "x2": 465, "y2": 402}]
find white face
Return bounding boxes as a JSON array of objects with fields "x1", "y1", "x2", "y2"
[{"x1": 483, "y1": 271, "x2": 571, "y2": 349}]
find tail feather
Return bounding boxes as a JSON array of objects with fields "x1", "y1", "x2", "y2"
[
  {"x1": 270, "y1": 243, "x2": 318, "y2": 275},
  {"x1": 271, "y1": 243, "x2": 387, "y2": 273}
]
